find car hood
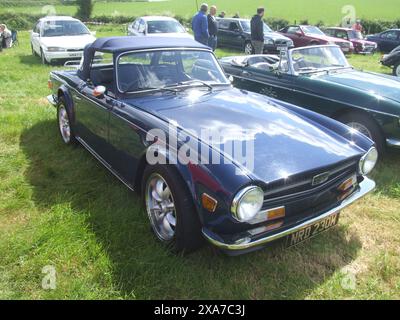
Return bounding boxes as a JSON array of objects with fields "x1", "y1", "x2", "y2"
[
  {"x1": 264, "y1": 32, "x2": 292, "y2": 42},
  {"x1": 316, "y1": 69, "x2": 400, "y2": 103},
  {"x1": 124, "y1": 88, "x2": 362, "y2": 183},
  {"x1": 40, "y1": 35, "x2": 96, "y2": 49}
]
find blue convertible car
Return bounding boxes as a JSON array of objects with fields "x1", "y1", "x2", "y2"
[{"x1": 47, "y1": 36, "x2": 376, "y2": 255}]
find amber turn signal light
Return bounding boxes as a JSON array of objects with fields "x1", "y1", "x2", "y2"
[
  {"x1": 338, "y1": 175, "x2": 357, "y2": 192},
  {"x1": 266, "y1": 206, "x2": 285, "y2": 221},
  {"x1": 202, "y1": 193, "x2": 218, "y2": 213},
  {"x1": 47, "y1": 80, "x2": 53, "y2": 90}
]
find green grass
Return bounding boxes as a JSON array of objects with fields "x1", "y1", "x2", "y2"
[
  {"x1": 1, "y1": 0, "x2": 400, "y2": 25},
  {"x1": 0, "y1": 26, "x2": 399, "y2": 299}
]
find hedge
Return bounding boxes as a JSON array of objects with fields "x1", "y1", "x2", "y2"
[{"x1": 1, "y1": 12, "x2": 400, "y2": 35}]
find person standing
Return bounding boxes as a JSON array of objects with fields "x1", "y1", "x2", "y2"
[
  {"x1": 250, "y1": 7, "x2": 265, "y2": 54},
  {"x1": 352, "y1": 19, "x2": 363, "y2": 33},
  {"x1": 192, "y1": 3, "x2": 209, "y2": 46},
  {"x1": 218, "y1": 11, "x2": 226, "y2": 19},
  {"x1": 0, "y1": 24, "x2": 12, "y2": 48},
  {"x1": 207, "y1": 5, "x2": 218, "y2": 51}
]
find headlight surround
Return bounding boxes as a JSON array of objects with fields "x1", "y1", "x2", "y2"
[
  {"x1": 231, "y1": 186, "x2": 264, "y2": 222},
  {"x1": 264, "y1": 38, "x2": 274, "y2": 45},
  {"x1": 46, "y1": 47, "x2": 67, "y2": 52},
  {"x1": 359, "y1": 147, "x2": 378, "y2": 175}
]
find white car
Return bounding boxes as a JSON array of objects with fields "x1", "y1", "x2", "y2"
[
  {"x1": 30, "y1": 16, "x2": 96, "y2": 65},
  {"x1": 127, "y1": 16, "x2": 193, "y2": 39}
]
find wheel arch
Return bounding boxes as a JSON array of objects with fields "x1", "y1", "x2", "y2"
[{"x1": 57, "y1": 86, "x2": 76, "y2": 125}]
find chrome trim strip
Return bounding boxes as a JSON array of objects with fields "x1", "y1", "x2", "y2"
[
  {"x1": 386, "y1": 138, "x2": 400, "y2": 148},
  {"x1": 202, "y1": 177, "x2": 375, "y2": 251},
  {"x1": 76, "y1": 137, "x2": 135, "y2": 191}
]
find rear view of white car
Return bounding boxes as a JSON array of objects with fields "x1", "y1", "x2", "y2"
[
  {"x1": 30, "y1": 16, "x2": 96, "y2": 65},
  {"x1": 127, "y1": 16, "x2": 193, "y2": 39}
]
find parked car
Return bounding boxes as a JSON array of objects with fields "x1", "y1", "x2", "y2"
[
  {"x1": 366, "y1": 29, "x2": 400, "y2": 53},
  {"x1": 216, "y1": 18, "x2": 293, "y2": 54},
  {"x1": 30, "y1": 16, "x2": 96, "y2": 65},
  {"x1": 381, "y1": 45, "x2": 400, "y2": 76},
  {"x1": 220, "y1": 45, "x2": 400, "y2": 153},
  {"x1": 127, "y1": 16, "x2": 192, "y2": 39},
  {"x1": 47, "y1": 37, "x2": 376, "y2": 255},
  {"x1": 279, "y1": 25, "x2": 353, "y2": 53},
  {"x1": 323, "y1": 27, "x2": 377, "y2": 54}
]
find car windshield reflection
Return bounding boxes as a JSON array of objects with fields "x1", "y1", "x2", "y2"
[
  {"x1": 291, "y1": 46, "x2": 351, "y2": 74},
  {"x1": 117, "y1": 50, "x2": 230, "y2": 93}
]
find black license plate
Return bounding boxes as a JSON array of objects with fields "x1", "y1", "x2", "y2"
[{"x1": 286, "y1": 212, "x2": 340, "y2": 248}]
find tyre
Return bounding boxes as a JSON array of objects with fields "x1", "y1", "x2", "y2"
[
  {"x1": 393, "y1": 62, "x2": 400, "y2": 77},
  {"x1": 142, "y1": 164, "x2": 204, "y2": 253},
  {"x1": 57, "y1": 96, "x2": 77, "y2": 145},
  {"x1": 40, "y1": 48, "x2": 48, "y2": 65},
  {"x1": 338, "y1": 112, "x2": 385, "y2": 154},
  {"x1": 244, "y1": 41, "x2": 254, "y2": 55},
  {"x1": 31, "y1": 44, "x2": 37, "y2": 56}
]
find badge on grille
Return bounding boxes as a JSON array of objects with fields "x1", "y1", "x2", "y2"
[{"x1": 312, "y1": 172, "x2": 330, "y2": 186}]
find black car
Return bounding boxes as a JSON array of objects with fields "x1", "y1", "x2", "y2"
[
  {"x1": 381, "y1": 45, "x2": 400, "y2": 76},
  {"x1": 366, "y1": 29, "x2": 400, "y2": 53},
  {"x1": 216, "y1": 18, "x2": 293, "y2": 54}
]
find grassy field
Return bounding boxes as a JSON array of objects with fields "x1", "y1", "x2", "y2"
[
  {"x1": 1, "y1": 0, "x2": 400, "y2": 25},
  {"x1": 0, "y1": 26, "x2": 399, "y2": 299}
]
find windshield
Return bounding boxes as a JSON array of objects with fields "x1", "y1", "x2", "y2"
[
  {"x1": 301, "y1": 26, "x2": 325, "y2": 36},
  {"x1": 147, "y1": 20, "x2": 186, "y2": 34},
  {"x1": 240, "y1": 20, "x2": 272, "y2": 33},
  {"x1": 42, "y1": 20, "x2": 90, "y2": 37},
  {"x1": 290, "y1": 46, "x2": 350, "y2": 74},
  {"x1": 348, "y1": 30, "x2": 363, "y2": 40},
  {"x1": 117, "y1": 50, "x2": 229, "y2": 93}
]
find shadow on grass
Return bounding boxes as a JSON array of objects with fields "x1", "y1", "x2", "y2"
[
  {"x1": 20, "y1": 120, "x2": 363, "y2": 299},
  {"x1": 19, "y1": 54, "x2": 75, "y2": 67}
]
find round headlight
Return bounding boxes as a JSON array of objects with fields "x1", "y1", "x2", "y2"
[
  {"x1": 231, "y1": 186, "x2": 264, "y2": 222},
  {"x1": 264, "y1": 38, "x2": 274, "y2": 45},
  {"x1": 359, "y1": 147, "x2": 378, "y2": 175}
]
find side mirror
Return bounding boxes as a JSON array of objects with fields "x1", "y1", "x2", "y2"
[{"x1": 93, "y1": 85, "x2": 106, "y2": 98}]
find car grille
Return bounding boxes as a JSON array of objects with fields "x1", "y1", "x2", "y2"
[
  {"x1": 275, "y1": 39, "x2": 291, "y2": 46},
  {"x1": 262, "y1": 158, "x2": 358, "y2": 209}
]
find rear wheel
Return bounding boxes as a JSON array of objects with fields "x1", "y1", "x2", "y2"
[
  {"x1": 142, "y1": 164, "x2": 204, "y2": 253},
  {"x1": 393, "y1": 62, "x2": 400, "y2": 77},
  {"x1": 244, "y1": 41, "x2": 254, "y2": 55},
  {"x1": 338, "y1": 112, "x2": 385, "y2": 154}
]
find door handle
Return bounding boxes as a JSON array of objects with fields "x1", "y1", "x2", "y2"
[{"x1": 242, "y1": 71, "x2": 252, "y2": 76}]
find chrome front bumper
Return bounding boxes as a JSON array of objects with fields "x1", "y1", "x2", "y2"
[
  {"x1": 47, "y1": 94, "x2": 57, "y2": 106},
  {"x1": 387, "y1": 138, "x2": 400, "y2": 148},
  {"x1": 202, "y1": 177, "x2": 375, "y2": 252}
]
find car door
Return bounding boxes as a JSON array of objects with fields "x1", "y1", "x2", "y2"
[
  {"x1": 224, "y1": 21, "x2": 244, "y2": 49},
  {"x1": 73, "y1": 51, "x2": 113, "y2": 161},
  {"x1": 379, "y1": 30, "x2": 400, "y2": 52},
  {"x1": 217, "y1": 19, "x2": 230, "y2": 46},
  {"x1": 31, "y1": 21, "x2": 41, "y2": 54}
]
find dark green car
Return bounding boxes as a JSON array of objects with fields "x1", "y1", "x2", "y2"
[{"x1": 220, "y1": 45, "x2": 400, "y2": 153}]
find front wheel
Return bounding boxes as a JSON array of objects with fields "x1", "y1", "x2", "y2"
[
  {"x1": 57, "y1": 97, "x2": 76, "y2": 145},
  {"x1": 40, "y1": 48, "x2": 48, "y2": 65},
  {"x1": 393, "y1": 62, "x2": 400, "y2": 77},
  {"x1": 338, "y1": 112, "x2": 385, "y2": 154},
  {"x1": 244, "y1": 41, "x2": 254, "y2": 55},
  {"x1": 142, "y1": 164, "x2": 204, "y2": 253}
]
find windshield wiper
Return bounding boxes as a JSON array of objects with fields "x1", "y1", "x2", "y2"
[
  {"x1": 122, "y1": 86, "x2": 178, "y2": 94},
  {"x1": 172, "y1": 80, "x2": 213, "y2": 91}
]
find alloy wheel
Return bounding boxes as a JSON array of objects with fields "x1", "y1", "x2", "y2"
[
  {"x1": 145, "y1": 173, "x2": 177, "y2": 242},
  {"x1": 244, "y1": 43, "x2": 253, "y2": 55},
  {"x1": 58, "y1": 106, "x2": 71, "y2": 143}
]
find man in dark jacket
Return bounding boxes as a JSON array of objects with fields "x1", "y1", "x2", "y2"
[
  {"x1": 250, "y1": 7, "x2": 265, "y2": 54},
  {"x1": 192, "y1": 3, "x2": 209, "y2": 45},
  {"x1": 207, "y1": 5, "x2": 218, "y2": 51}
]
